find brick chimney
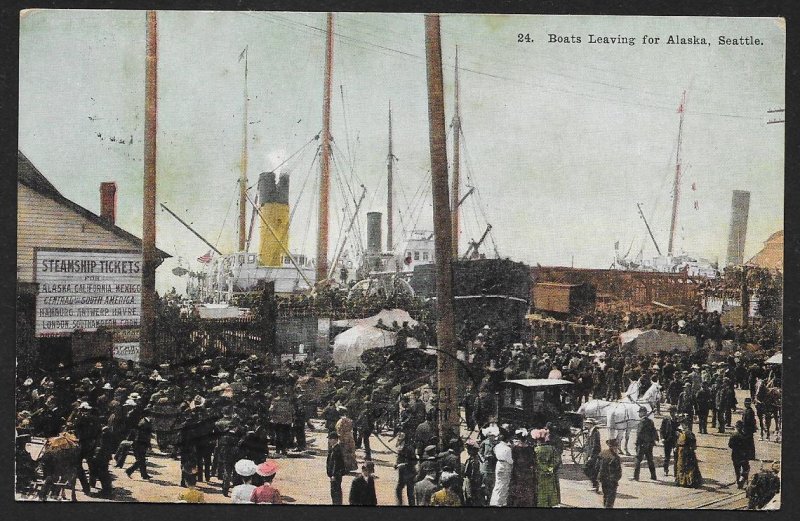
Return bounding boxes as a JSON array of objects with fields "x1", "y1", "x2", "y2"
[{"x1": 100, "y1": 182, "x2": 117, "y2": 224}]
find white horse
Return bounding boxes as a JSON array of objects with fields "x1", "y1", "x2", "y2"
[
  {"x1": 578, "y1": 397, "x2": 655, "y2": 456},
  {"x1": 624, "y1": 380, "x2": 662, "y2": 411}
]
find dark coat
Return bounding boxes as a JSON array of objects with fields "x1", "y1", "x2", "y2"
[
  {"x1": 326, "y1": 443, "x2": 346, "y2": 478},
  {"x1": 728, "y1": 432, "x2": 750, "y2": 463},
  {"x1": 660, "y1": 416, "x2": 679, "y2": 445},
  {"x1": 597, "y1": 449, "x2": 622, "y2": 484},
  {"x1": 348, "y1": 475, "x2": 377, "y2": 505},
  {"x1": 414, "y1": 476, "x2": 440, "y2": 506},
  {"x1": 636, "y1": 417, "x2": 658, "y2": 449}
]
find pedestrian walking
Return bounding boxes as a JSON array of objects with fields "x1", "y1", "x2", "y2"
[
  {"x1": 349, "y1": 462, "x2": 378, "y2": 506},
  {"x1": 462, "y1": 440, "x2": 485, "y2": 506},
  {"x1": 326, "y1": 431, "x2": 346, "y2": 505},
  {"x1": 125, "y1": 408, "x2": 152, "y2": 480},
  {"x1": 633, "y1": 406, "x2": 658, "y2": 481},
  {"x1": 534, "y1": 436, "x2": 561, "y2": 507},
  {"x1": 583, "y1": 418, "x2": 601, "y2": 491},
  {"x1": 597, "y1": 438, "x2": 622, "y2": 508},
  {"x1": 489, "y1": 428, "x2": 513, "y2": 506},
  {"x1": 430, "y1": 473, "x2": 462, "y2": 506},
  {"x1": 509, "y1": 428, "x2": 536, "y2": 507},
  {"x1": 674, "y1": 419, "x2": 702, "y2": 488},
  {"x1": 728, "y1": 421, "x2": 750, "y2": 489},
  {"x1": 659, "y1": 407, "x2": 679, "y2": 476},
  {"x1": 414, "y1": 470, "x2": 439, "y2": 506},
  {"x1": 394, "y1": 432, "x2": 417, "y2": 505}
]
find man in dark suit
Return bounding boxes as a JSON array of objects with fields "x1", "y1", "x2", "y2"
[
  {"x1": 326, "y1": 431, "x2": 346, "y2": 505},
  {"x1": 694, "y1": 382, "x2": 712, "y2": 434},
  {"x1": 659, "y1": 407, "x2": 679, "y2": 476},
  {"x1": 633, "y1": 406, "x2": 658, "y2": 481},
  {"x1": 741, "y1": 398, "x2": 757, "y2": 461},
  {"x1": 414, "y1": 470, "x2": 440, "y2": 506},
  {"x1": 125, "y1": 408, "x2": 152, "y2": 480},
  {"x1": 583, "y1": 418, "x2": 602, "y2": 491},
  {"x1": 728, "y1": 421, "x2": 750, "y2": 489},
  {"x1": 349, "y1": 463, "x2": 378, "y2": 505}
]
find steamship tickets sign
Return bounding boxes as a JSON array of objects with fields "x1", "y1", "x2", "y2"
[{"x1": 35, "y1": 249, "x2": 142, "y2": 337}]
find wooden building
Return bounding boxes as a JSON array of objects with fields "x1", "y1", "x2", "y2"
[{"x1": 17, "y1": 151, "x2": 169, "y2": 370}]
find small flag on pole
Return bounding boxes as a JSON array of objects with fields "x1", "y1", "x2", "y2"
[
  {"x1": 197, "y1": 250, "x2": 213, "y2": 264},
  {"x1": 239, "y1": 46, "x2": 248, "y2": 62}
]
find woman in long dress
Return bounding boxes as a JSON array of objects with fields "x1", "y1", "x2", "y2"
[
  {"x1": 335, "y1": 409, "x2": 358, "y2": 471},
  {"x1": 674, "y1": 423, "x2": 702, "y2": 488},
  {"x1": 534, "y1": 439, "x2": 561, "y2": 507},
  {"x1": 508, "y1": 430, "x2": 537, "y2": 507}
]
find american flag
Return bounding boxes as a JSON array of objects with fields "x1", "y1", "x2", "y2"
[{"x1": 197, "y1": 250, "x2": 213, "y2": 264}]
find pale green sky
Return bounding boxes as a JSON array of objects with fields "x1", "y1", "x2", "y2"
[{"x1": 19, "y1": 11, "x2": 785, "y2": 293}]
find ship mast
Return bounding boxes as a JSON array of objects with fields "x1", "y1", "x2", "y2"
[
  {"x1": 450, "y1": 46, "x2": 461, "y2": 259},
  {"x1": 238, "y1": 46, "x2": 249, "y2": 252},
  {"x1": 667, "y1": 90, "x2": 686, "y2": 257},
  {"x1": 387, "y1": 102, "x2": 394, "y2": 251},
  {"x1": 316, "y1": 12, "x2": 334, "y2": 282}
]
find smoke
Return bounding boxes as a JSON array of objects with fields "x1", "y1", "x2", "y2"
[{"x1": 265, "y1": 149, "x2": 289, "y2": 172}]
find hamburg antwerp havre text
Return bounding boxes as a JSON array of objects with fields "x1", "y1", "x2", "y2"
[{"x1": 542, "y1": 34, "x2": 765, "y2": 45}]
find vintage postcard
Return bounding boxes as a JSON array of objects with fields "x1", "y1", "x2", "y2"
[{"x1": 16, "y1": 10, "x2": 784, "y2": 509}]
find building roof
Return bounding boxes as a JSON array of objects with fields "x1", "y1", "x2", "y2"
[
  {"x1": 18, "y1": 150, "x2": 170, "y2": 259},
  {"x1": 747, "y1": 229, "x2": 782, "y2": 271}
]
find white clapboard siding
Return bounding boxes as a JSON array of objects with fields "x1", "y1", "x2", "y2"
[{"x1": 17, "y1": 183, "x2": 140, "y2": 283}]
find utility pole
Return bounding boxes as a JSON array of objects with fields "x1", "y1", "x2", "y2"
[
  {"x1": 667, "y1": 90, "x2": 686, "y2": 257},
  {"x1": 316, "y1": 12, "x2": 334, "y2": 282},
  {"x1": 451, "y1": 46, "x2": 461, "y2": 259},
  {"x1": 387, "y1": 102, "x2": 394, "y2": 251},
  {"x1": 238, "y1": 45, "x2": 249, "y2": 252},
  {"x1": 425, "y1": 13, "x2": 459, "y2": 450},
  {"x1": 140, "y1": 10, "x2": 158, "y2": 364},
  {"x1": 741, "y1": 264, "x2": 749, "y2": 327}
]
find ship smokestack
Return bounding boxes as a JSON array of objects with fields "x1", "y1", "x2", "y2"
[
  {"x1": 726, "y1": 190, "x2": 750, "y2": 266},
  {"x1": 367, "y1": 212, "x2": 382, "y2": 254},
  {"x1": 258, "y1": 171, "x2": 290, "y2": 266}
]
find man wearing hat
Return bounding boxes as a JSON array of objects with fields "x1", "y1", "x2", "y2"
[
  {"x1": 394, "y1": 432, "x2": 418, "y2": 506},
  {"x1": 489, "y1": 426, "x2": 513, "y2": 506},
  {"x1": 597, "y1": 438, "x2": 622, "y2": 508},
  {"x1": 230, "y1": 459, "x2": 257, "y2": 503},
  {"x1": 348, "y1": 462, "x2": 378, "y2": 506},
  {"x1": 659, "y1": 407, "x2": 679, "y2": 476},
  {"x1": 583, "y1": 418, "x2": 602, "y2": 492},
  {"x1": 414, "y1": 468, "x2": 440, "y2": 506},
  {"x1": 742, "y1": 397, "x2": 757, "y2": 460},
  {"x1": 125, "y1": 407, "x2": 153, "y2": 480},
  {"x1": 728, "y1": 421, "x2": 751, "y2": 489},
  {"x1": 463, "y1": 439, "x2": 485, "y2": 506},
  {"x1": 73, "y1": 401, "x2": 101, "y2": 494},
  {"x1": 694, "y1": 381, "x2": 712, "y2": 434},
  {"x1": 326, "y1": 431, "x2": 346, "y2": 505},
  {"x1": 677, "y1": 382, "x2": 695, "y2": 432},
  {"x1": 633, "y1": 406, "x2": 658, "y2": 481},
  {"x1": 89, "y1": 425, "x2": 115, "y2": 498},
  {"x1": 15, "y1": 433, "x2": 36, "y2": 493}
]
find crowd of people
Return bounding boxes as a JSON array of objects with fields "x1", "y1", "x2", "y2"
[{"x1": 15, "y1": 300, "x2": 782, "y2": 508}]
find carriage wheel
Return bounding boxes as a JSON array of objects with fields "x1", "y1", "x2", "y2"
[{"x1": 570, "y1": 429, "x2": 588, "y2": 465}]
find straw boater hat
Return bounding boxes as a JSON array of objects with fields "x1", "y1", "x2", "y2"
[
  {"x1": 584, "y1": 418, "x2": 598, "y2": 425},
  {"x1": 481, "y1": 423, "x2": 500, "y2": 437},
  {"x1": 78, "y1": 401, "x2": 92, "y2": 410},
  {"x1": 128, "y1": 392, "x2": 141, "y2": 401}
]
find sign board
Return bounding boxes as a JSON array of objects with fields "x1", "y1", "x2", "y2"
[
  {"x1": 35, "y1": 249, "x2": 142, "y2": 337},
  {"x1": 113, "y1": 342, "x2": 140, "y2": 362},
  {"x1": 317, "y1": 317, "x2": 331, "y2": 350}
]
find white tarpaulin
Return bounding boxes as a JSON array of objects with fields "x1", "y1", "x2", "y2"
[
  {"x1": 620, "y1": 328, "x2": 697, "y2": 354},
  {"x1": 765, "y1": 352, "x2": 782, "y2": 365},
  {"x1": 331, "y1": 308, "x2": 418, "y2": 329},
  {"x1": 332, "y1": 323, "x2": 423, "y2": 369}
]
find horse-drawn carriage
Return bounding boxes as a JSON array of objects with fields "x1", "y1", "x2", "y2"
[{"x1": 496, "y1": 379, "x2": 588, "y2": 464}]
